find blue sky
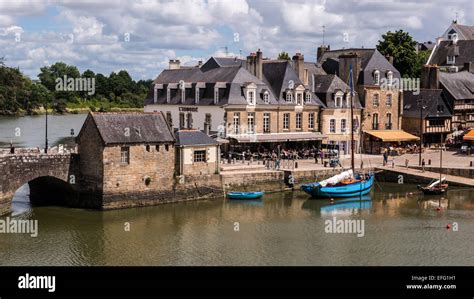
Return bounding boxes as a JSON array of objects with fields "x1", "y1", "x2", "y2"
[{"x1": 0, "y1": 0, "x2": 473, "y2": 80}]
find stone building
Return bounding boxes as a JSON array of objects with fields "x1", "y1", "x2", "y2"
[
  {"x1": 175, "y1": 129, "x2": 220, "y2": 177},
  {"x1": 76, "y1": 112, "x2": 176, "y2": 209},
  {"x1": 144, "y1": 50, "x2": 327, "y2": 153},
  {"x1": 317, "y1": 47, "x2": 417, "y2": 153},
  {"x1": 311, "y1": 73, "x2": 362, "y2": 156}
]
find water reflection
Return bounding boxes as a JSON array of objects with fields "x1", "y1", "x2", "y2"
[{"x1": 302, "y1": 195, "x2": 372, "y2": 216}]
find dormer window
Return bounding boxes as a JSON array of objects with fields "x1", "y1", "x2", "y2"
[
  {"x1": 181, "y1": 87, "x2": 185, "y2": 104},
  {"x1": 263, "y1": 92, "x2": 269, "y2": 103},
  {"x1": 305, "y1": 92, "x2": 311, "y2": 103},
  {"x1": 195, "y1": 88, "x2": 200, "y2": 104},
  {"x1": 386, "y1": 71, "x2": 393, "y2": 86},
  {"x1": 296, "y1": 93, "x2": 303, "y2": 105},
  {"x1": 447, "y1": 56, "x2": 455, "y2": 64},
  {"x1": 214, "y1": 87, "x2": 219, "y2": 104},
  {"x1": 166, "y1": 86, "x2": 171, "y2": 103},
  {"x1": 334, "y1": 91, "x2": 344, "y2": 108},
  {"x1": 247, "y1": 90, "x2": 255, "y2": 105},
  {"x1": 286, "y1": 92, "x2": 293, "y2": 103},
  {"x1": 374, "y1": 70, "x2": 380, "y2": 85}
]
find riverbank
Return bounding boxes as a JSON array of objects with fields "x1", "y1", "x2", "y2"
[{"x1": 0, "y1": 106, "x2": 144, "y2": 116}]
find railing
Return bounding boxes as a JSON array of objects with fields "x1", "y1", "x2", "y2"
[{"x1": 0, "y1": 145, "x2": 78, "y2": 157}]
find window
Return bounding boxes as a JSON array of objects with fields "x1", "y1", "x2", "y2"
[
  {"x1": 247, "y1": 112, "x2": 255, "y2": 133},
  {"x1": 296, "y1": 113, "x2": 302, "y2": 129},
  {"x1": 195, "y1": 88, "x2": 200, "y2": 104},
  {"x1": 386, "y1": 113, "x2": 392, "y2": 129},
  {"x1": 296, "y1": 93, "x2": 303, "y2": 105},
  {"x1": 233, "y1": 112, "x2": 240, "y2": 134},
  {"x1": 214, "y1": 87, "x2": 219, "y2": 104},
  {"x1": 374, "y1": 70, "x2": 380, "y2": 85},
  {"x1": 166, "y1": 87, "x2": 171, "y2": 103},
  {"x1": 373, "y1": 94, "x2": 380, "y2": 107},
  {"x1": 387, "y1": 71, "x2": 393, "y2": 86},
  {"x1": 329, "y1": 119, "x2": 336, "y2": 133},
  {"x1": 145, "y1": 145, "x2": 150, "y2": 152},
  {"x1": 447, "y1": 56, "x2": 455, "y2": 64},
  {"x1": 345, "y1": 93, "x2": 350, "y2": 108},
  {"x1": 120, "y1": 147, "x2": 130, "y2": 164},
  {"x1": 181, "y1": 86, "x2": 185, "y2": 103},
  {"x1": 179, "y1": 112, "x2": 185, "y2": 129},
  {"x1": 372, "y1": 113, "x2": 379, "y2": 130},
  {"x1": 341, "y1": 119, "x2": 347, "y2": 133},
  {"x1": 429, "y1": 119, "x2": 444, "y2": 127},
  {"x1": 166, "y1": 111, "x2": 173, "y2": 127},
  {"x1": 205, "y1": 113, "x2": 212, "y2": 131},
  {"x1": 165, "y1": 144, "x2": 169, "y2": 151},
  {"x1": 155, "y1": 145, "x2": 160, "y2": 152},
  {"x1": 263, "y1": 92, "x2": 269, "y2": 103},
  {"x1": 283, "y1": 113, "x2": 290, "y2": 129},
  {"x1": 305, "y1": 92, "x2": 311, "y2": 103},
  {"x1": 352, "y1": 118, "x2": 358, "y2": 132},
  {"x1": 193, "y1": 150, "x2": 206, "y2": 162},
  {"x1": 248, "y1": 91, "x2": 255, "y2": 105},
  {"x1": 335, "y1": 95, "x2": 342, "y2": 108},
  {"x1": 187, "y1": 113, "x2": 193, "y2": 129},
  {"x1": 286, "y1": 92, "x2": 293, "y2": 103},
  {"x1": 263, "y1": 113, "x2": 270, "y2": 133},
  {"x1": 308, "y1": 113, "x2": 314, "y2": 129},
  {"x1": 386, "y1": 94, "x2": 392, "y2": 107}
]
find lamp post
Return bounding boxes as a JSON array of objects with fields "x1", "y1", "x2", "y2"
[{"x1": 44, "y1": 101, "x2": 48, "y2": 153}]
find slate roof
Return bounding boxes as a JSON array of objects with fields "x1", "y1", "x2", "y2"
[
  {"x1": 439, "y1": 71, "x2": 474, "y2": 100},
  {"x1": 403, "y1": 89, "x2": 452, "y2": 118},
  {"x1": 175, "y1": 130, "x2": 219, "y2": 146},
  {"x1": 145, "y1": 56, "x2": 325, "y2": 107},
  {"x1": 317, "y1": 48, "x2": 400, "y2": 85},
  {"x1": 85, "y1": 112, "x2": 175, "y2": 145},
  {"x1": 428, "y1": 40, "x2": 474, "y2": 68},
  {"x1": 450, "y1": 23, "x2": 474, "y2": 40},
  {"x1": 311, "y1": 74, "x2": 362, "y2": 109}
]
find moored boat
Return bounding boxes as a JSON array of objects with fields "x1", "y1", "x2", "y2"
[
  {"x1": 418, "y1": 177, "x2": 448, "y2": 195},
  {"x1": 227, "y1": 191, "x2": 264, "y2": 200},
  {"x1": 301, "y1": 171, "x2": 374, "y2": 198}
]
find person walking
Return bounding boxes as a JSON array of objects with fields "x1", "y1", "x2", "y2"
[
  {"x1": 383, "y1": 149, "x2": 388, "y2": 166},
  {"x1": 421, "y1": 158, "x2": 426, "y2": 172}
]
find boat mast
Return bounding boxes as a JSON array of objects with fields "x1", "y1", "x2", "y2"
[
  {"x1": 440, "y1": 133, "x2": 443, "y2": 183},
  {"x1": 349, "y1": 64, "x2": 355, "y2": 173}
]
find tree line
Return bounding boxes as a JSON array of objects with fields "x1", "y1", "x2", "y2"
[{"x1": 0, "y1": 58, "x2": 152, "y2": 115}]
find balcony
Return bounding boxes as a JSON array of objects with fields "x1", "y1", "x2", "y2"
[{"x1": 385, "y1": 123, "x2": 392, "y2": 130}]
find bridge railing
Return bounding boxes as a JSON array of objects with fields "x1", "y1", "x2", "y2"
[{"x1": 0, "y1": 144, "x2": 78, "y2": 156}]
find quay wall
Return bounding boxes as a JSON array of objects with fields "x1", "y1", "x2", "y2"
[{"x1": 408, "y1": 166, "x2": 474, "y2": 179}]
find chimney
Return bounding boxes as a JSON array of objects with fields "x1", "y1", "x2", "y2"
[
  {"x1": 292, "y1": 52, "x2": 305, "y2": 83},
  {"x1": 256, "y1": 49, "x2": 263, "y2": 80},
  {"x1": 246, "y1": 52, "x2": 257, "y2": 77},
  {"x1": 464, "y1": 62, "x2": 474, "y2": 73},
  {"x1": 421, "y1": 65, "x2": 439, "y2": 89},
  {"x1": 197, "y1": 60, "x2": 203, "y2": 68},
  {"x1": 338, "y1": 52, "x2": 361, "y2": 87},
  {"x1": 317, "y1": 45, "x2": 330, "y2": 61},
  {"x1": 169, "y1": 59, "x2": 181, "y2": 70}
]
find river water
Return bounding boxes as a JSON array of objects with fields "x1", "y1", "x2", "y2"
[{"x1": 0, "y1": 115, "x2": 473, "y2": 266}]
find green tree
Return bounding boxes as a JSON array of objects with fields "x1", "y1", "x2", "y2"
[
  {"x1": 38, "y1": 62, "x2": 81, "y2": 101},
  {"x1": 413, "y1": 50, "x2": 431, "y2": 78},
  {"x1": 376, "y1": 30, "x2": 418, "y2": 77},
  {"x1": 277, "y1": 51, "x2": 290, "y2": 60}
]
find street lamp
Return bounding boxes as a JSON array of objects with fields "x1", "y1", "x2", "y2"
[
  {"x1": 418, "y1": 95, "x2": 427, "y2": 166},
  {"x1": 44, "y1": 100, "x2": 48, "y2": 154}
]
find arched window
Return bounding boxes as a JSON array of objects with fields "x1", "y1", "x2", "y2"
[
  {"x1": 387, "y1": 71, "x2": 393, "y2": 86},
  {"x1": 374, "y1": 70, "x2": 380, "y2": 85},
  {"x1": 372, "y1": 113, "x2": 379, "y2": 130},
  {"x1": 373, "y1": 93, "x2": 380, "y2": 107},
  {"x1": 386, "y1": 113, "x2": 392, "y2": 129}
]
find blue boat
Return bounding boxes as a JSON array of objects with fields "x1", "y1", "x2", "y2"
[
  {"x1": 227, "y1": 191, "x2": 264, "y2": 200},
  {"x1": 301, "y1": 172, "x2": 374, "y2": 198},
  {"x1": 320, "y1": 197, "x2": 372, "y2": 214}
]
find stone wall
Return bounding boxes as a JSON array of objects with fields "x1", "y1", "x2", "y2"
[
  {"x1": 409, "y1": 166, "x2": 474, "y2": 179},
  {"x1": 361, "y1": 86, "x2": 401, "y2": 131}
]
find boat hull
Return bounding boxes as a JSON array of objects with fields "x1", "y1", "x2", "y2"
[
  {"x1": 227, "y1": 191, "x2": 264, "y2": 200},
  {"x1": 418, "y1": 184, "x2": 448, "y2": 195},
  {"x1": 301, "y1": 174, "x2": 374, "y2": 198}
]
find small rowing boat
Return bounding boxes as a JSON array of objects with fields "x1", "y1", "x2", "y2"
[{"x1": 226, "y1": 191, "x2": 264, "y2": 200}]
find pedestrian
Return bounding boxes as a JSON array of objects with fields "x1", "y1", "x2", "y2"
[
  {"x1": 422, "y1": 158, "x2": 425, "y2": 172},
  {"x1": 9, "y1": 140, "x2": 14, "y2": 154},
  {"x1": 405, "y1": 158, "x2": 409, "y2": 168},
  {"x1": 383, "y1": 149, "x2": 388, "y2": 166}
]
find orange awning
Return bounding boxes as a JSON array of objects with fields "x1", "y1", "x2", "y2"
[
  {"x1": 364, "y1": 130, "x2": 420, "y2": 142},
  {"x1": 463, "y1": 130, "x2": 474, "y2": 141}
]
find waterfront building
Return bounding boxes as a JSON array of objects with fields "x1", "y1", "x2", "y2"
[
  {"x1": 317, "y1": 46, "x2": 416, "y2": 153},
  {"x1": 402, "y1": 89, "x2": 452, "y2": 144},
  {"x1": 144, "y1": 50, "x2": 327, "y2": 153},
  {"x1": 310, "y1": 72, "x2": 363, "y2": 156},
  {"x1": 175, "y1": 129, "x2": 220, "y2": 177},
  {"x1": 76, "y1": 112, "x2": 176, "y2": 207}
]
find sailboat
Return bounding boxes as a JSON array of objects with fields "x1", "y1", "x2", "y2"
[
  {"x1": 418, "y1": 135, "x2": 448, "y2": 195},
  {"x1": 301, "y1": 64, "x2": 374, "y2": 198}
]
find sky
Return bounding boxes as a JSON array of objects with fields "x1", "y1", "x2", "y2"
[{"x1": 0, "y1": 0, "x2": 473, "y2": 80}]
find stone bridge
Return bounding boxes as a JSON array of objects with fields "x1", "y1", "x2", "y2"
[{"x1": 0, "y1": 148, "x2": 79, "y2": 216}]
